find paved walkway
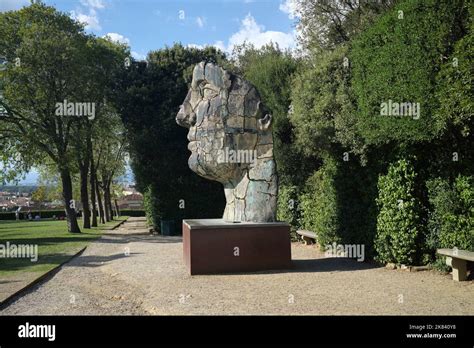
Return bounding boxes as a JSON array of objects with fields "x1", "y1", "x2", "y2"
[{"x1": 1, "y1": 217, "x2": 473, "y2": 315}]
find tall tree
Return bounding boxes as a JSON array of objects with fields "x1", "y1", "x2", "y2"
[
  {"x1": 0, "y1": 3, "x2": 90, "y2": 232},
  {"x1": 72, "y1": 37, "x2": 128, "y2": 228},
  {"x1": 296, "y1": 0, "x2": 394, "y2": 53}
]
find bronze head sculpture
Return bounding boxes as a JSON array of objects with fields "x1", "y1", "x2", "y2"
[{"x1": 176, "y1": 62, "x2": 277, "y2": 222}]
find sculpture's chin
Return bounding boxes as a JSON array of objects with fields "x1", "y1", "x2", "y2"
[
  {"x1": 188, "y1": 154, "x2": 200, "y2": 174},
  {"x1": 188, "y1": 152, "x2": 241, "y2": 183}
]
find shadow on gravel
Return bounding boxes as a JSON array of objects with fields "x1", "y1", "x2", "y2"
[
  {"x1": 0, "y1": 280, "x2": 22, "y2": 284},
  {"x1": 65, "y1": 252, "x2": 142, "y2": 268},
  {"x1": 204, "y1": 258, "x2": 380, "y2": 276},
  {"x1": 95, "y1": 235, "x2": 182, "y2": 245},
  {"x1": 290, "y1": 258, "x2": 378, "y2": 273}
]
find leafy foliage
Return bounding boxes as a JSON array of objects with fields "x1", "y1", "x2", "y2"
[
  {"x1": 296, "y1": 0, "x2": 395, "y2": 53},
  {"x1": 298, "y1": 157, "x2": 340, "y2": 247},
  {"x1": 435, "y1": 25, "x2": 473, "y2": 138},
  {"x1": 427, "y1": 176, "x2": 474, "y2": 252},
  {"x1": 375, "y1": 159, "x2": 421, "y2": 265},
  {"x1": 290, "y1": 45, "x2": 365, "y2": 159},
  {"x1": 233, "y1": 43, "x2": 306, "y2": 186},
  {"x1": 277, "y1": 184, "x2": 300, "y2": 240},
  {"x1": 351, "y1": 0, "x2": 469, "y2": 145}
]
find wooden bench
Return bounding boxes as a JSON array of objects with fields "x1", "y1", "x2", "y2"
[
  {"x1": 437, "y1": 248, "x2": 474, "y2": 281},
  {"x1": 297, "y1": 230, "x2": 317, "y2": 245}
]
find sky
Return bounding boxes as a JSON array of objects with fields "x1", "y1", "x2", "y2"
[
  {"x1": 1, "y1": 0, "x2": 299, "y2": 59},
  {"x1": 0, "y1": 0, "x2": 299, "y2": 185}
]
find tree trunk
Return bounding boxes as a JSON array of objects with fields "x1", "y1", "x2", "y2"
[
  {"x1": 104, "y1": 186, "x2": 111, "y2": 222},
  {"x1": 101, "y1": 175, "x2": 111, "y2": 222},
  {"x1": 60, "y1": 168, "x2": 81, "y2": 233},
  {"x1": 90, "y1": 168, "x2": 98, "y2": 227},
  {"x1": 114, "y1": 198, "x2": 120, "y2": 217},
  {"x1": 89, "y1": 136, "x2": 98, "y2": 227},
  {"x1": 96, "y1": 179, "x2": 106, "y2": 224},
  {"x1": 105, "y1": 181, "x2": 114, "y2": 221},
  {"x1": 79, "y1": 164, "x2": 91, "y2": 229}
]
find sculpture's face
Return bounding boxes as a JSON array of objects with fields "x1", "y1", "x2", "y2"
[{"x1": 176, "y1": 63, "x2": 270, "y2": 184}]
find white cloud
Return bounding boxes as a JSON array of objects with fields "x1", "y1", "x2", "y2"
[
  {"x1": 71, "y1": 0, "x2": 107, "y2": 31},
  {"x1": 216, "y1": 13, "x2": 296, "y2": 54},
  {"x1": 196, "y1": 16, "x2": 206, "y2": 28},
  {"x1": 71, "y1": 8, "x2": 101, "y2": 31},
  {"x1": 214, "y1": 41, "x2": 226, "y2": 52},
  {"x1": 80, "y1": 0, "x2": 105, "y2": 10},
  {"x1": 279, "y1": 0, "x2": 300, "y2": 20},
  {"x1": 0, "y1": 0, "x2": 28, "y2": 12},
  {"x1": 131, "y1": 51, "x2": 146, "y2": 61},
  {"x1": 103, "y1": 33, "x2": 130, "y2": 45},
  {"x1": 187, "y1": 44, "x2": 205, "y2": 50}
]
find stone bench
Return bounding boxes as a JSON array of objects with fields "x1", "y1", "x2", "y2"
[
  {"x1": 437, "y1": 248, "x2": 474, "y2": 281},
  {"x1": 297, "y1": 230, "x2": 317, "y2": 245}
]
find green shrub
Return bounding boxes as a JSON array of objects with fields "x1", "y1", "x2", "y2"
[
  {"x1": 143, "y1": 185, "x2": 160, "y2": 230},
  {"x1": 277, "y1": 184, "x2": 300, "y2": 240},
  {"x1": 375, "y1": 159, "x2": 421, "y2": 265},
  {"x1": 298, "y1": 157, "x2": 340, "y2": 247},
  {"x1": 427, "y1": 176, "x2": 474, "y2": 252}
]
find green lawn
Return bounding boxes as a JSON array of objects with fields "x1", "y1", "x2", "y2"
[{"x1": 0, "y1": 217, "x2": 128, "y2": 277}]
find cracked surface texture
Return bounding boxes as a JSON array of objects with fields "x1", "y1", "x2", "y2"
[{"x1": 176, "y1": 62, "x2": 277, "y2": 222}]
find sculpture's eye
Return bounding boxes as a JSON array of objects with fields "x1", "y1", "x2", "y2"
[
  {"x1": 190, "y1": 112, "x2": 196, "y2": 127},
  {"x1": 203, "y1": 87, "x2": 218, "y2": 99},
  {"x1": 199, "y1": 81, "x2": 218, "y2": 100}
]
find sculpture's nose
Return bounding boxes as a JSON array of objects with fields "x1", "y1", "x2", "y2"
[
  {"x1": 176, "y1": 89, "x2": 194, "y2": 128},
  {"x1": 176, "y1": 105, "x2": 196, "y2": 129},
  {"x1": 176, "y1": 105, "x2": 189, "y2": 128}
]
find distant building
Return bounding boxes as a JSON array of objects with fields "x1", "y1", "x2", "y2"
[
  {"x1": 122, "y1": 184, "x2": 140, "y2": 196},
  {"x1": 117, "y1": 193, "x2": 144, "y2": 210},
  {"x1": 12, "y1": 197, "x2": 30, "y2": 207}
]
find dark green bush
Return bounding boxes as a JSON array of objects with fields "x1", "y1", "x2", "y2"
[
  {"x1": 435, "y1": 23, "x2": 473, "y2": 138},
  {"x1": 351, "y1": 0, "x2": 469, "y2": 145},
  {"x1": 375, "y1": 159, "x2": 421, "y2": 265},
  {"x1": 427, "y1": 176, "x2": 474, "y2": 252},
  {"x1": 337, "y1": 159, "x2": 379, "y2": 259},
  {"x1": 277, "y1": 184, "x2": 300, "y2": 240},
  {"x1": 298, "y1": 157, "x2": 340, "y2": 247},
  {"x1": 119, "y1": 209, "x2": 145, "y2": 217},
  {"x1": 143, "y1": 185, "x2": 160, "y2": 230},
  {"x1": 116, "y1": 44, "x2": 226, "y2": 230}
]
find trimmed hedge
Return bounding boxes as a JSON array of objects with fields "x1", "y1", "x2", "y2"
[
  {"x1": 0, "y1": 210, "x2": 67, "y2": 220},
  {"x1": 351, "y1": 0, "x2": 468, "y2": 144},
  {"x1": 119, "y1": 209, "x2": 146, "y2": 217}
]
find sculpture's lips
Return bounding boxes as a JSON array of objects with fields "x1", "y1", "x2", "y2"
[{"x1": 187, "y1": 141, "x2": 197, "y2": 151}]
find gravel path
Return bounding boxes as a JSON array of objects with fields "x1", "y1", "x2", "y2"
[{"x1": 1, "y1": 217, "x2": 473, "y2": 315}]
